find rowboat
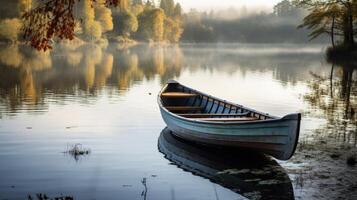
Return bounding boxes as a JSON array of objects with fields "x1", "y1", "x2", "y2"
[
  {"x1": 158, "y1": 80, "x2": 301, "y2": 160},
  {"x1": 158, "y1": 128, "x2": 294, "y2": 200}
]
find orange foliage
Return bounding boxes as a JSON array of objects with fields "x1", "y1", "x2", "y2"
[{"x1": 21, "y1": 0, "x2": 119, "y2": 51}]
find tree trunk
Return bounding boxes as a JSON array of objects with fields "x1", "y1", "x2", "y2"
[
  {"x1": 331, "y1": 15, "x2": 335, "y2": 48},
  {"x1": 343, "y1": 13, "x2": 354, "y2": 46},
  {"x1": 343, "y1": 2, "x2": 355, "y2": 47},
  {"x1": 348, "y1": 5, "x2": 354, "y2": 45}
]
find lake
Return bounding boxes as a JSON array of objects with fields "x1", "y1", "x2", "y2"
[{"x1": 0, "y1": 43, "x2": 356, "y2": 200}]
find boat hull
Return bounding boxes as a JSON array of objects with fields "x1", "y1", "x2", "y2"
[{"x1": 160, "y1": 107, "x2": 300, "y2": 160}]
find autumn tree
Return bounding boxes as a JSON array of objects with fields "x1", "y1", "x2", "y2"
[
  {"x1": 137, "y1": 8, "x2": 164, "y2": 41},
  {"x1": 113, "y1": 10, "x2": 138, "y2": 37},
  {"x1": 81, "y1": 0, "x2": 103, "y2": 41},
  {"x1": 0, "y1": 0, "x2": 32, "y2": 42},
  {"x1": 95, "y1": 0, "x2": 114, "y2": 33},
  {"x1": 163, "y1": 17, "x2": 183, "y2": 42},
  {"x1": 21, "y1": 0, "x2": 119, "y2": 51},
  {"x1": 160, "y1": 0, "x2": 175, "y2": 17},
  {"x1": 295, "y1": 0, "x2": 357, "y2": 47},
  {"x1": 118, "y1": 0, "x2": 131, "y2": 11},
  {"x1": 0, "y1": 18, "x2": 22, "y2": 42}
]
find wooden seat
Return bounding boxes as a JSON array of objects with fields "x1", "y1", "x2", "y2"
[
  {"x1": 197, "y1": 117, "x2": 257, "y2": 122},
  {"x1": 179, "y1": 112, "x2": 250, "y2": 118},
  {"x1": 161, "y1": 92, "x2": 198, "y2": 98},
  {"x1": 165, "y1": 106, "x2": 203, "y2": 111}
]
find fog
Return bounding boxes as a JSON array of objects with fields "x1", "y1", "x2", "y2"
[{"x1": 176, "y1": 0, "x2": 281, "y2": 12}]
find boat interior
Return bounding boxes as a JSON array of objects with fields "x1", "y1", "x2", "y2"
[{"x1": 160, "y1": 83, "x2": 274, "y2": 122}]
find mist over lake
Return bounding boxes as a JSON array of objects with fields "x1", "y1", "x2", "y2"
[{"x1": 1, "y1": 0, "x2": 357, "y2": 199}]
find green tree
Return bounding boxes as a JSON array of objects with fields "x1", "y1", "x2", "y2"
[
  {"x1": 274, "y1": 0, "x2": 295, "y2": 16},
  {"x1": 173, "y1": 3, "x2": 182, "y2": 17},
  {"x1": 113, "y1": 10, "x2": 138, "y2": 37},
  {"x1": 160, "y1": 0, "x2": 175, "y2": 16},
  {"x1": 295, "y1": 0, "x2": 357, "y2": 47},
  {"x1": 297, "y1": 3, "x2": 340, "y2": 46},
  {"x1": 137, "y1": 8, "x2": 164, "y2": 41}
]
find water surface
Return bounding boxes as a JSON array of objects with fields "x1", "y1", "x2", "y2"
[{"x1": 0, "y1": 43, "x2": 356, "y2": 200}]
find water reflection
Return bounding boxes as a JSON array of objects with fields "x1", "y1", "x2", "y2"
[
  {"x1": 158, "y1": 128, "x2": 294, "y2": 200},
  {"x1": 1, "y1": 43, "x2": 355, "y2": 199},
  {"x1": 0, "y1": 43, "x2": 324, "y2": 117},
  {"x1": 303, "y1": 58, "x2": 356, "y2": 145},
  {"x1": 0, "y1": 44, "x2": 187, "y2": 116}
]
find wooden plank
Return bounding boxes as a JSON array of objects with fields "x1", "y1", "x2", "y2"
[
  {"x1": 179, "y1": 112, "x2": 250, "y2": 118},
  {"x1": 197, "y1": 117, "x2": 257, "y2": 122},
  {"x1": 161, "y1": 92, "x2": 198, "y2": 98},
  {"x1": 166, "y1": 106, "x2": 203, "y2": 111}
]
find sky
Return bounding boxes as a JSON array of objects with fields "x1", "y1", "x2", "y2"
[{"x1": 176, "y1": 0, "x2": 282, "y2": 11}]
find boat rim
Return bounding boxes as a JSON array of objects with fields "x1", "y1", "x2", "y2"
[{"x1": 158, "y1": 80, "x2": 300, "y2": 125}]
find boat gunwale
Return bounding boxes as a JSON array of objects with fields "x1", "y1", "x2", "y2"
[{"x1": 158, "y1": 81, "x2": 299, "y2": 125}]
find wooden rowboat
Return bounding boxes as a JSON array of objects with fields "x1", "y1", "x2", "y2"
[{"x1": 158, "y1": 80, "x2": 301, "y2": 160}]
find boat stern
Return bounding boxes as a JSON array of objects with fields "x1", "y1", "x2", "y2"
[{"x1": 279, "y1": 113, "x2": 301, "y2": 160}]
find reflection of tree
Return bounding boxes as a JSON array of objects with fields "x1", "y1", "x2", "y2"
[
  {"x1": 0, "y1": 45, "x2": 52, "y2": 113},
  {"x1": 180, "y1": 44, "x2": 322, "y2": 86},
  {"x1": 304, "y1": 60, "x2": 356, "y2": 145},
  {"x1": 0, "y1": 44, "x2": 184, "y2": 116},
  {"x1": 95, "y1": 54, "x2": 113, "y2": 88},
  {"x1": 82, "y1": 45, "x2": 103, "y2": 89}
]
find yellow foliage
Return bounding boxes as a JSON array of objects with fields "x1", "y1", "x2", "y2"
[
  {"x1": 82, "y1": 0, "x2": 102, "y2": 40},
  {"x1": 95, "y1": 0, "x2": 114, "y2": 32},
  {"x1": 119, "y1": 0, "x2": 130, "y2": 11},
  {"x1": 164, "y1": 17, "x2": 183, "y2": 42},
  {"x1": 0, "y1": 18, "x2": 22, "y2": 42},
  {"x1": 0, "y1": 45, "x2": 23, "y2": 67},
  {"x1": 18, "y1": 0, "x2": 32, "y2": 15},
  {"x1": 131, "y1": 4, "x2": 144, "y2": 16},
  {"x1": 137, "y1": 8, "x2": 165, "y2": 41},
  {"x1": 152, "y1": 9, "x2": 165, "y2": 41},
  {"x1": 89, "y1": 21, "x2": 103, "y2": 40}
]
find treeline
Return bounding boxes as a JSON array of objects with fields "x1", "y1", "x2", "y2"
[
  {"x1": 111, "y1": 0, "x2": 183, "y2": 43},
  {"x1": 181, "y1": 0, "x2": 328, "y2": 43},
  {"x1": 0, "y1": 0, "x2": 184, "y2": 44},
  {"x1": 0, "y1": 0, "x2": 341, "y2": 45}
]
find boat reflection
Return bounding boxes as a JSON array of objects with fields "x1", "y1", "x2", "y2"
[{"x1": 158, "y1": 128, "x2": 294, "y2": 200}]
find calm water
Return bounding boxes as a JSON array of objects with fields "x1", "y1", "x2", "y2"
[{"x1": 0, "y1": 43, "x2": 356, "y2": 200}]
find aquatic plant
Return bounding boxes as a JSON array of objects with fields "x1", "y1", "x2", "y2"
[
  {"x1": 27, "y1": 193, "x2": 73, "y2": 200},
  {"x1": 141, "y1": 177, "x2": 148, "y2": 200},
  {"x1": 64, "y1": 143, "x2": 91, "y2": 161}
]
